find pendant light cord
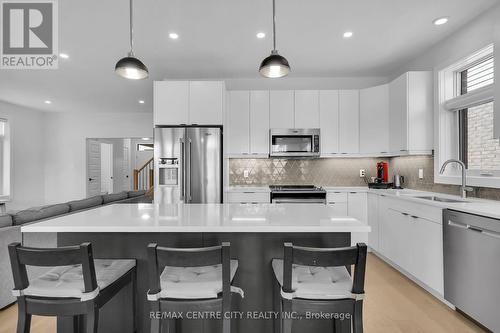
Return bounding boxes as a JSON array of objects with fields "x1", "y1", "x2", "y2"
[
  {"x1": 272, "y1": 0, "x2": 276, "y2": 51},
  {"x1": 129, "y1": 0, "x2": 134, "y2": 56}
]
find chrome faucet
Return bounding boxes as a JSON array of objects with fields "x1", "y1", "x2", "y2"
[{"x1": 439, "y1": 159, "x2": 473, "y2": 199}]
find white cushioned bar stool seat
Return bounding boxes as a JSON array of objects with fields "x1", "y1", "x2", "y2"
[
  {"x1": 158, "y1": 260, "x2": 239, "y2": 299},
  {"x1": 21, "y1": 259, "x2": 136, "y2": 300},
  {"x1": 272, "y1": 259, "x2": 353, "y2": 300}
]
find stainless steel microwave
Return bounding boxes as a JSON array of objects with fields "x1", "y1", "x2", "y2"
[{"x1": 269, "y1": 128, "x2": 320, "y2": 157}]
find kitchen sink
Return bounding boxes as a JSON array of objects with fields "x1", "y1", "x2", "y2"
[{"x1": 414, "y1": 196, "x2": 469, "y2": 203}]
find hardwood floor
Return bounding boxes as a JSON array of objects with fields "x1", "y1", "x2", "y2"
[{"x1": 0, "y1": 253, "x2": 487, "y2": 333}]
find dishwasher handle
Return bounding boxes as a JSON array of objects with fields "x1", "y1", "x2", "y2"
[{"x1": 448, "y1": 220, "x2": 500, "y2": 240}]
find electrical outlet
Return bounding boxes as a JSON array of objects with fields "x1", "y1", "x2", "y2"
[
  {"x1": 418, "y1": 168, "x2": 424, "y2": 179},
  {"x1": 359, "y1": 169, "x2": 366, "y2": 178},
  {"x1": 243, "y1": 170, "x2": 249, "y2": 178}
]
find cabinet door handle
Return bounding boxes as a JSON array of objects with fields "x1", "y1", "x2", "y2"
[
  {"x1": 410, "y1": 215, "x2": 418, "y2": 219},
  {"x1": 401, "y1": 212, "x2": 409, "y2": 216}
]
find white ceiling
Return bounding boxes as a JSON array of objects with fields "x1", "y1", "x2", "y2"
[{"x1": 0, "y1": 0, "x2": 498, "y2": 113}]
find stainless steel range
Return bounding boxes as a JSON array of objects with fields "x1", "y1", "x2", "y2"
[{"x1": 269, "y1": 185, "x2": 326, "y2": 204}]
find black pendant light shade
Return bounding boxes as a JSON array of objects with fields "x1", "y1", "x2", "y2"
[
  {"x1": 115, "y1": 53, "x2": 149, "y2": 80},
  {"x1": 259, "y1": 0, "x2": 290, "y2": 78},
  {"x1": 115, "y1": 0, "x2": 149, "y2": 79},
  {"x1": 259, "y1": 50, "x2": 290, "y2": 78}
]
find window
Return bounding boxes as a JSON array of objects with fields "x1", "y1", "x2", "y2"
[
  {"x1": 137, "y1": 143, "x2": 153, "y2": 151},
  {"x1": 458, "y1": 55, "x2": 496, "y2": 171},
  {"x1": 0, "y1": 119, "x2": 11, "y2": 197},
  {"x1": 437, "y1": 44, "x2": 500, "y2": 188}
]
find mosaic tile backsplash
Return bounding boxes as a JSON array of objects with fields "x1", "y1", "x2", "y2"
[{"x1": 229, "y1": 156, "x2": 500, "y2": 201}]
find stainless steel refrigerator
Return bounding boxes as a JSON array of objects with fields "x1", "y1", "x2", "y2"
[{"x1": 154, "y1": 126, "x2": 223, "y2": 204}]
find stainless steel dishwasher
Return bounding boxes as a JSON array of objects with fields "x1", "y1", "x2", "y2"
[{"x1": 443, "y1": 209, "x2": 500, "y2": 332}]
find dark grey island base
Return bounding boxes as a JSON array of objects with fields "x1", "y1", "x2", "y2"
[{"x1": 57, "y1": 232, "x2": 352, "y2": 333}]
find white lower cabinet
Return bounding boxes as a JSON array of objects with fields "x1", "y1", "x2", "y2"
[
  {"x1": 378, "y1": 196, "x2": 444, "y2": 295},
  {"x1": 411, "y1": 215, "x2": 444, "y2": 294},
  {"x1": 226, "y1": 191, "x2": 270, "y2": 204},
  {"x1": 347, "y1": 191, "x2": 368, "y2": 246},
  {"x1": 367, "y1": 193, "x2": 379, "y2": 251},
  {"x1": 326, "y1": 192, "x2": 348, "y2": 216}
]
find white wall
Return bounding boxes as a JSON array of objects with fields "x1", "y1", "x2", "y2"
[
  {"x1": 392, "y1": 3, "x2": 500, "y2": 76},
  {"x1": 44, "y1": 112, "x2": 153, "y2": 204},
  {"x1": 0, "y1": 101, "x2": 46, "y2": 211}
]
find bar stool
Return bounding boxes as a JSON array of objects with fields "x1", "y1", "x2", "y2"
[
  {"x1": 146, "y1": 242, "x2": 243, "y2": 333},
  {"x1": 8, "y1": 242, "x2": 136, "y2": 333},
  {"x1": 272, "y1": 242, "x2": 367, "y2": 333}
]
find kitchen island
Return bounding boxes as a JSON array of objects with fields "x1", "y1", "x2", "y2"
[{"x1": 21, "y1": 203, "x2": 370, "y2": 333}]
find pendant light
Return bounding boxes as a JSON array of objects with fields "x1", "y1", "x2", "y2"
[
  {"x1": 259, "y1": 0, "x2": 290, "y2": 78},
  {"x1": 115, "y1": 0, "x2": 149, "y2": 80}
]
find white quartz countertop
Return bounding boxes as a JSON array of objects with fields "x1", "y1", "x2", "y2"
[
  {"x1": 21, "y1": 203, "x2": 371, "y2": 233},
  {"x1": 370, "y1": 188, "x2": 500, "y2": 220}
]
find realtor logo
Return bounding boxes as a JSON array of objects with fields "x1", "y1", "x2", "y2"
[{"x1": 0, "y1": 0, "x2": 58, "y2": 69}]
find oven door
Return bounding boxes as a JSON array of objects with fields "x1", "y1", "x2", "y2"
[{"x1": 269, "y1": 129, "x2": 320, "y2": 157}]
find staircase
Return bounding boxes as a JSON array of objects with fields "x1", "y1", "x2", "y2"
[{"x1": 133, "y1": 157, "x2": 154, "y2": 191}]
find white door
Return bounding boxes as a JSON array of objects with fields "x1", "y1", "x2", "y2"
[
  {"x1": 294, "y1": 90, "x2": 320, "y2": 128},
  {"x1": 100, "y1": 143, "x2": 113, "y2": 194},
  {"x1": 189, "y1": 81, "x2": 224, "y2": 125},
  {"x1": 122, "y1": 145, "x2": 130, "y2": 191},
  {"x1": 339, "y1": 90, "x2": 360, "y2": 154},
  {"x1": 227, "y1": 91, "x2": 250, "y2": 155},
  {"x1": 319, "y1": 90, "x2": 339, "y2": 155},
  {"x1": 86, "y1": 140, "x2": 101, "y2": 197},
  {"x1": 360, "y1": 85, "x2": 389, "y2": 154},
  {"x1": 270, "y1": 90, "x2": 294, "y2": 128},
  {"x1": 250, "y1": 91, "x2": 270, "y2": 155},
  {"x1": 154, "y1": 81, "x2": 189, "y2": 125}
]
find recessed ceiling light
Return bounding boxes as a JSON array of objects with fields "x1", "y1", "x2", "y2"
[
  {"x1": 142, "y1": 137, "x2": 150, "y2": 140},
  {"x1": 138, "y1": 100, "x2": 145, "y2": 104},
  {"x1": 44, "y1": 100, "x2": 52, "y2": 104},
  {"x1": 343, "y1": 31, "x2": 353, "y2": 38},
  {"x1": 169, "y1": 32, "x2": 179, "y2": 39},
  {"x1": 59, "y1": 53, "x2": 69, "y2": 59},
  {"x1": 433, "y1": 17, "x2": 449, "y2": 26},
  {"x1": 256, "y1": 32, "x2": 266, "y2": 39}
]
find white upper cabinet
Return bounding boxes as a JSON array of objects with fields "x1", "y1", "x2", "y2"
[
  {"x1": 360, "y1": 84, "x2": 389, "y2": 154},
  {"x1": 270, "y1": 90, "x2": 294, "y2": 128},
  {"x1": 294, "y1": 90, "x2": 320, "y2": 128},
  {"x1": 154, "y1": 81, "x2": 224, "y2": 126},
  {"x1": 226, "y1": 91, "x2": 250, "y2": 155},
  {"x1": 250, "y1": 91, "x2": 270, "y2": 155},
  {"x1": 154, "y1": 81, "x2": 189, "y2": 125},
  {"x1": 339, "y1": 90, "x2": 360, "y2": 154},
  {"x1": 319, "y1": 90, "x2": 340, "y2": 155},
  {"x1": 189, "y1": 81, "x2": 224, "y2": 125},
  {"x1": 389, "y1": 72, "x2": 433, "y2": 154}
]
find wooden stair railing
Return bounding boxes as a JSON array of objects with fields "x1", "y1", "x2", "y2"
[{"x1": 133, "y1": 157, "x2": 154, "y2": 191}]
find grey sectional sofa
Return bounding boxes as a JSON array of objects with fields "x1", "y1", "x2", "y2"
[{"x1": 0, "y1": 190, "x2": 147, "y2": 309}]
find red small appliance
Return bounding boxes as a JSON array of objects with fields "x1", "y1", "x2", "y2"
[{"x1": 376, "y1": 162, "x2": 389, "y2": 183}]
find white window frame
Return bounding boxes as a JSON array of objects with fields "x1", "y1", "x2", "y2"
[
  {"x1": 435, "y1": 44, "x2": 499, "y2": 188},
  {"x1": 0, "y1": 118, "x2": 11, "y2": 200}
]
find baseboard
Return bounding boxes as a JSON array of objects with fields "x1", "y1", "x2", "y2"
[{"x1": 370, "y1": 250, "x2": 455, "y2": 309}]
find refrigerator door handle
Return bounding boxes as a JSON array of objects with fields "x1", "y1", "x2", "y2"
[
  {"x1": 188, "y1": 138, "x2": 192, "y2": 202},
  {"x1": 179, "y1": 138, "x2": 185, "y2": 201}
]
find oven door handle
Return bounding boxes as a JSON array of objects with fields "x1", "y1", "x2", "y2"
[{"x1": 272, "y1": 198, "x2": 326, "y2": 204}]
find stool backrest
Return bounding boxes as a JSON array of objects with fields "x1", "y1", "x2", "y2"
[
  {"x1": 8, "y1": 242, "x2": 98, "y2": 293},
  {"x1": 147, "y1": 242, "x2": 231, "y2": 299},
  {"x1": 282, "y1": 242, "x2": 367, "y2": 295}
]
